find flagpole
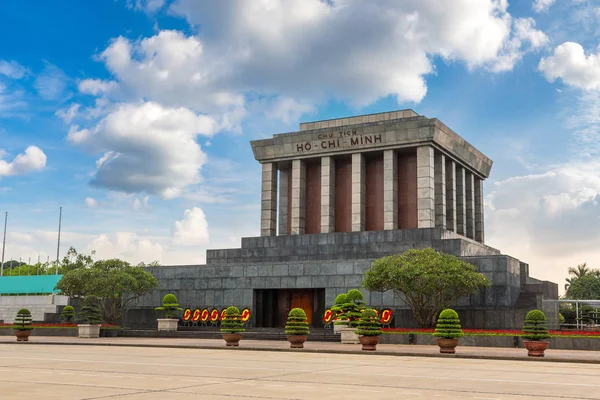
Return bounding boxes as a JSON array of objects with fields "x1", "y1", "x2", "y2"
[
  {"x1": 1, "y1": 212, "x2": 7, "y2": 277},
  {"x1": 56, "y1": 207, "x2": 62, "y2": 275}
]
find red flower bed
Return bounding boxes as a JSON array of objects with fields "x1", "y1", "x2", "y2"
[{"x1": 382, "y1": 328, "x2": 600, "y2": 337}]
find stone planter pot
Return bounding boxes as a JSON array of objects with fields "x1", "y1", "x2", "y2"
[
  {"x1": 222, "y1": 333, "x2": 243, "y2": 346},
  {"x1": 287, "y1": 335, "x2": 308, "y2": 349},
  {"x1": 523, "y1": 340, "x2": 549, "y2": 357},
  {"x1": 157, "y1": 319, "x2": 179, "y2": 332},
  {"x1": 436, "y1": 338, "x2": 459, "y2": 354},
  {"x1": 339, "y1": 327, "x2": 360, "y2": 344},
  {"x1": 333, "y1": 322, "x2": 348, "y2": 333},
  {"x1": 14, "y1": 330, "x2": 32, "y2": 342},
  {"x1": 78, "y1": 324, "x2": 101, "y2": 338},
  {"x1": 359, "y1": 335, "x2": 380, "y2": 351}
]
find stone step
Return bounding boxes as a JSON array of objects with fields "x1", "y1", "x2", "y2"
[{"x1": 121, "y1": 328, "x2": 340, "y2": 342}]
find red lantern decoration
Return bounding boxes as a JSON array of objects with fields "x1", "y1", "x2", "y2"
[
  {"x1": 200, "y1": 309, "x2": 210, "y2": 323},
  {"x1": 191, "y1": 308, "x2": 201, "y2": 322},
  {"x1": 241, "y1": 308, "x2": 251, "y2": 323},
  {"x1": 182, "y1": 308, "x2": 192, "y2": 322}
]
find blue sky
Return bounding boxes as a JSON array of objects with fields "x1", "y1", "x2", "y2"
[{"x1": 1, "y1": 0, "x2": 599, "y2": 290}]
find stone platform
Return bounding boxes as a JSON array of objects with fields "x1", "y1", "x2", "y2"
[{"x1": 126, "y1": 228, "x2": 557, "y2": 330}]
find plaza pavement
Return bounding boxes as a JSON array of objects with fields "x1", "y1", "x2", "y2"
[
  {"x1": 0, "y1": 335, "x2": 598, "y2": 364},
  {"x1": 1, "y1": 342, "x2": 599, "y2": 400}
]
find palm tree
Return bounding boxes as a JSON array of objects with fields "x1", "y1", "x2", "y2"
[{"x1": 565, "y1": 263, "x2": 589, "y2": 291}]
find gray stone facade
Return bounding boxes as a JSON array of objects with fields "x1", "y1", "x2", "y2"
[
  {"x1": 127, "y1": 228, "x2": 558, "y2": 330},
  {"x1": 125, "y1": 110, "x2": 558, "y2": 330}
]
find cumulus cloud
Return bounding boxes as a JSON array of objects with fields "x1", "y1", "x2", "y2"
[
  {"x1": 171, "y1": 207, "x2": 209, "y2": 246},
  {"x1": 89, "y1": 0, "x2": 541, "y2": 113},
  {"x1": 0, "y1": 146, "x2": 47, "y2": 178},
  {"x1": 0, "y1": 60, "x2": 26, "y2": 79},
  {"x1": 78, "y1": 79, "x2": 118, "y2": 96},
  {"x1": 485, "y1": 161, "x2": 600, "y2": 285},
  {"x1": 532, "y1": 0, "x2": 555, "y2": 13},
  {"x1": 85, "y1": 197, "x2": 98, "y2": 208},
  {"x1": 539, "y1": 42, "x2": 600, "y2": 90},
  {"x1": 87, "y1": 232, "x2": 163, "y2": 264},
  {"x1": 67, "y1": 101, "x2": 218, "y2": 198}
]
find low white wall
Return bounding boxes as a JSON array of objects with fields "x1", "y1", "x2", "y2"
[{"x1": 0, "y1": 295, "x2": 70, "y2": 323}]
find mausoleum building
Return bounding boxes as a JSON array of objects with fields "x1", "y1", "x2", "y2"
[{"x1": 128, "y1": 110, "x2": 558, "y2": 330}]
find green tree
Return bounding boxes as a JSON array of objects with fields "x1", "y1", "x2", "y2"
[
  {"x1": 566, "y1": 274, "x2": 600, "y2": 300},
  {"x1": 565, "y1": 263, "x2": 591, "y2": 291},
  {"x1": 55, "y1": 256, "x2": 158, "y2": 325},
  {"x1": 362, "y1": 248, "x2": 490, "y2": 328},
  {"x1": 59, "y1": 247, "x2": 95, "y2": 274}
]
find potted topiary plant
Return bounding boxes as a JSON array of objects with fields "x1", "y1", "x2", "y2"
[
  {"x1": 220, "y1": 306, "x2": 245, "y2": 346},
  {"x1": 60, "y1": 305, "x2": 76, "y2": 323},
  {"x1": 285, "y1": 308, "x2": 310, "y2": 348},
  {"x1": 154, "y1": 293, "x2": 183, "y2": 332},
  {"x1": 355, "y1": 308, "x2": 382, "y2": 351},
  {"x1": 331, "y1": 293, "x2": 349, "y2": 333},
  {"x1": 339, "y1": 289, "x2": 365, "y2": 344},
  {"x1": 77, "y1": 295, "x2": 103, "y2": 338},
  {"x1": 522, "y1": 309, "x2": 551, "y2": 357},
  {"x1": 12, "y1": 308, "x2": 34, "y2": 342},
  {"x1": 433, "y1": 308, "x2": 464, "y2": 354}
]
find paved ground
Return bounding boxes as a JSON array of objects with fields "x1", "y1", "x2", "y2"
[
  {"x1": 1, "y1": 343, "x2": 599, "y2": 400},
  {"x1": 1, "y1": 336, "x2": 599, "y2": 363}
]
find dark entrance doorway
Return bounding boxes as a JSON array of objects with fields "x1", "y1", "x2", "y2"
[{"x1": 254, "y1": 288, "x2": 325, "y2": 328}]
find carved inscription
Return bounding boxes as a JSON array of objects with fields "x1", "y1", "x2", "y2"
[{"x1": 295, "y1": 129, "x2": 383, "y2": 152}]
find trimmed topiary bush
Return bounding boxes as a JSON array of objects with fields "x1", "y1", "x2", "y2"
[
  {"x1": 154, "y1": 293, "x2": 183, "y2": 319},
  {"x1": 522, "y1": 310, "x2": 550, "y2": 341},
  {"x1": 220, "y1": 306, "x2": 245, "y2": 334},
  {"x1": 77, "y1": 295, "x2": 103, "y2": 325},
  {"x1": 433, "y1": 308, "x2": 464, "y2": 339},
  {"x1": 12, "y1": 309, "x2": 33, "y2": 331},
  {"x1": 331, "y1": 294, "x2": 349, "y2": 324},
  {"x1": 285, "y1": 308, "x2": 310, "y2": 336},
  {"x1": 61, "y1": 306, "x2": 76, "y2": 323},
  {"x1": 344, "y1": 289, "x2": 366, "y2": 327},
  {"x1": 355, "y1": 308, "x2": 382, "y2": 337}
]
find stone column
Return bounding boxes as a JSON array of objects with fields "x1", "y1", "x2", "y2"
[
  {"x1": 475, "y1": 177, "x2": 485, "y2": 243},
  {"x1": 445, "y1": 159, "x2": 457, "y2": 232},
  {"x1": 278, "y1": 167, "x2": 289, "y2": 236},
  {"x1": 383, "y1": 150, "x2": 398, "y2": 230},
  {"x1": 456, "y1": 165, "x2": 466, "y2": 236},
  {"x1": 417, "y1": 146, "x2": 435, "y2": 228},
  {"x1": 290, "y1": 159, "x2": 306, "y2": 235},
  {"x1": 351, "y1": 153, "x2": 365, "y2": 232},
  {"x1": 465, "y1": 171, "x2": 475, "y2": 239},
  {"x1": 434, "y1": 152, "x2": 446, "y2": 229},
  {"x1": 321, "y1": 156, "x2": 335, "y2": 233},
  {"x1": 260, "y1": 162, "x2": 277, "y2": 236}
]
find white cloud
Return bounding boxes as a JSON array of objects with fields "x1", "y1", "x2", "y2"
[
  {"x1": 171, "y1": 207, "x2": 209, "y2": 246},
  {"x1": 128, "y1": 0, "x2": 165, "y2": 13},
  {"x1": 78, "y1": 79, "x2": 118, "y2": 96},
  {"x1": 55, "y1": 104, "x2": 80, "y2": 124},
  {"x1": 87, "y1": 232, "x2": 163, "y2": 264},
  {"x1": 0, "y1": 83, "x2": 27, "y2": 117},
  {"x1": 85, "y1": 0, "x2": 540, "y2": 120},
  {"x1": 488, "y1": 18, "x2": 549, "y2": 73},
  {"x1": 34, "y1": 62, "x2": 70, "y2": 101},
  {"x1": 539, "y1": 42, "x2": 600, "y2": 90},
  {"x1": 532, "y1": 0, "x2": 555, "y2": 13},
  {"x1": 67, "y1": 101, "x2": 218, "y2": 198},
  {"x1": 132, "y1": 195, "x2": 149, "y2": 210},
  {"x1": 0, "y1": 146, "x2": 47, "y2": 178},
  {"x1": 85, "y1": 197, "x2": 98, "y2": 208},
  {"x1": 0, "y1": 60, "x2": 26, "y2": 79},
  {"x1": 485, "y1": 161, "x2": 600, "y2": 288}
]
